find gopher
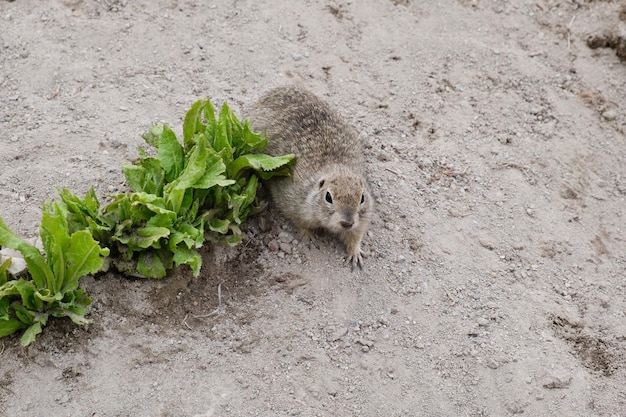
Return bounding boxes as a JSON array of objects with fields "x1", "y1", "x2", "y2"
[{"x1": 248, "y1": 85, "x2": 373, "y2": 269}]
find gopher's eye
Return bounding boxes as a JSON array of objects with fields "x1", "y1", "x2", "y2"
[
  {"x1": 360, "y1": 194, "x2": 365, "y2": 204},
  {"x1": 325, "y1": 191, "x2": 333, "y2": 204}
]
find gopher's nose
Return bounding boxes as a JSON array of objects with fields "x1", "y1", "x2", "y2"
[{"x1": 340, "y1": 220, "x2": 353, "y2": 229}]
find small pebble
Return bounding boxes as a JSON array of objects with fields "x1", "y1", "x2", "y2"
[
  {"x1": 278, "y1": 231, "x2": 293, "y2": 243},
  {"x1": 279, "y1": 242, "x2": 292, "y2": 254},
  {"x1": 477, "y1": 317, "x2": 489, "y2": 327},
  {"x1": 601, "y1": 109, "x2": 617, "y2": 121},
  {"x1": 267, "y1": 240, "x2": 280, "y2": 252}
]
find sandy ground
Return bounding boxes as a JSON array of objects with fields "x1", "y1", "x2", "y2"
[{"x1": 1, "y1": 0, "x2": 626, "y2": 416}]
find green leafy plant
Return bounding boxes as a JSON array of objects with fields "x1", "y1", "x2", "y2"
[
  {"x1": 0, "y1": 201, "x2": 109, "y2": 346},
  {"x1": 61, "y1": 99, "x2": 294, "y2": 278},
  {"x1": 0, "y1": 97, "x2": 294, "y2": 345}
]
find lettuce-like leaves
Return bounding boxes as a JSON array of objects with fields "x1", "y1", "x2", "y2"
[
  {"x1": 62, "y1": 98, "x2": 294, "y2": 279},
  {"x1": 0, "y1": 96, "x2": 293, "y2": 346},
  {"x1": 0, "y1": 201, "x2": 109, "y2": 345}
]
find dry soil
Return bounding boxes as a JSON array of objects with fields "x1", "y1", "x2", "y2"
[{"x1": 1, "y1": 0, "x2": 626, "y2": 416}]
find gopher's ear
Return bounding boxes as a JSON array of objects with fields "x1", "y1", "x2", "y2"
[{"x1": 319, "y1": 179, "x2": 326, "y2": 189}]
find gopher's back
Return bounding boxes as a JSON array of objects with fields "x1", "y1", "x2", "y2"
[{"x1": 248, "y1": 85, "x2": 364, "y2": 179}]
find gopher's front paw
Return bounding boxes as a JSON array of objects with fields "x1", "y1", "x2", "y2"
[
  {"x1": 301, "y1": 228, "x2": 321, "y2": 250},
  {"x1": 346, "y1": 250, "x2": 364, "y2": 271}
]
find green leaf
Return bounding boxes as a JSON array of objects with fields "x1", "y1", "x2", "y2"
[
  {"x1": 71, "y1": 287, "x2": 92, "y2": 311},
  {"x1": 123, "y1": 164, "x2": 149, "y2": 193},
  {"x1": 58, "y1": 187, "x2": 104, "y2": 234},
  {"x1": 103, "y1": 194, "x2": 132, "y2": 223},
  {"x1": 0, "y1": 279, "x2": 20, "y2": 299},
  {"x1": 40, "y1": 201, "x2": 70, "y2": 293},
  {"x1": 15, "y1": 280, "x2": 44, "y2": 311},
  {"x1": 0, "y1": 297, "x2": 10, "y2": 320},
  {"x1": 21, "y1": 321, "x2": 43, "y2": 346},
  {"x1": 136, "y1": 251, "x2": 167, "y2": 279},
  {"x1": 123, "y1": 158, "x2": 164, "y2": 195},
  {"x1": 168, "y1": 231, "x2": 189, "y2": 252},
  {"x1": 63, "y1": 230, "x2": 109, "y2": 292},
  {"x1": 183, "y1": 100, "x2": 203, "y2": 147},
  {"x1": 202, "y1": 101, "x2": 217, "y2": 131},
  {"x1": 164, "y1": 134, "x2": 209, "y2": 213},
  {"x1": 208, "y1": 218, "x2": 230, "y2": 234},
  {"x1": 214, "y1": 104, "x2": 234, "y2": 162},
  {"x1": 34, "y1": 288, "x2": 63, "y2": 304},
  {"x1": 115, "y1": 226, "x2": 170, "y2": 250},
  {"x1": 176, "y1": 189, "x2": 195, "y2": 216},
  {"x1": 63, "y1": 204, "x2": 112, "y2": 242},
  {"x1": 158, "y1": 125, "x2": 185, "y2": 182},
  {"x1": 183, "y1": 100, "x2": 214, "y2": 150},
  {"x1": 142, "y1": 125, "x2": 162, "y2": 148},
  {"x1": 0, "y1": 257, "x2": 10, "y2": 286},
  {"x1": 0, "y1": 318, "x2": 28, "y2": 338},
  {"x1": 256, "y1": 165, "x2": 294, "y2": 181},
  {"x1": 55, "y1": 308, "x2": 91, "y2": 326},
  {"x1": 82, "y1": 187, "x2": 101, "y2": 215},
  {"x1": 13, "y1": 304, "x2": 36, "y2": 325},
  {"x1": 51, "y1": 288, "x2": 92, "y2": 325},
  {"x1": 189, "y1": 190, "x2": 208, "y2": 218},
  {"x1": 193, "y1": 147, "x2": 235, "y2": 189},
  {"x1": 177, "y1": 222, "x2": 203, "y2": 247},
  {"x1": 229, "y1": 175, "x2": 259, "y2": 224},
  {"x1": 172, "y1": 247, "x2": 202, "y2": 277},
  {"x1": 239, "y1": 120, "x2": 268, "y2": 155},
  {"x1": 129, "y1": 193, "x2": 172, "y2": 217},
  {"x1": 146, "y1": 213, "x2": 174, "y2": 229},
  {"x1": 222, "y1": 234, "x2": 243, "y2": 246},
  {"x1": 84, "y1": 215, "x2": 114, "y2": 244},
  {"x1": 227, "y1": 153, "x2": 295, "y2": 179},
  {"x1": 137, "y1": 226, "x2": 171, "y2": 248}
]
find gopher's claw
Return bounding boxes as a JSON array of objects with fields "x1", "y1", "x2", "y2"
[
  {"x1": 302, "y1": 229, "x2": 320, "y2": 250},
  {"x1": 347, "y1": 251, "x2": 364, "y2": 271}
]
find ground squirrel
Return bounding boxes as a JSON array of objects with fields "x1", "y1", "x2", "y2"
[{"x1": 249, "y1": 85, "x2": 373, "y2": 269}]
